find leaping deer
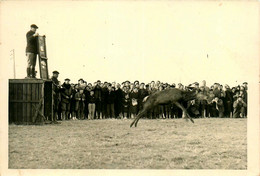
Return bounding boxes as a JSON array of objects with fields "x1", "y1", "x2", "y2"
[{"x1": 130, "y1": 88, "x2": 212, "y2": 127}]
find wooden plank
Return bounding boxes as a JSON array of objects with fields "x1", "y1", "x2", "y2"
[
  {"x1": 9, "y1": 79, "x2": 44, "y2": 84},
  {"x1": 17, "y1": 84, "x2": 23, "y2": 100},
  {"x1": 9, "y1": 83, "x2": 13, "y2": 123},
  {"x1": 23, "y1": 83, "x2": 27, "y2": 123},
  {"x1": 16, "y1": 84, "x2": 21, "y2": 123},
  {"x1": 32, "y1": 83, "x2": 36, "y2": 101},
  {"x1": 9, "y1": 100, "x2": 40, "y2": 103},
  {"x1": 9, "y1": 101, "x2": 13, "y2": 123},
  {"x1": 41, "y1": 83, "x2": 44, "y2": 116},
  {"x1": 9, "y1": 83, "x2": 14, "y2": 101},
  {"x1": 27, "y1": 83, "x2": 32, "y2": 123},
  {"x1": 13, "y1": 84, "x2": 18, "y2": 122},
  {"x1": 13, "y1": 103, "x2": 17, "y2": 123}
]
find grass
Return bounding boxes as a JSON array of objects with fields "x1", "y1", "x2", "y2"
[{"x1": 9, "y1": 118, "x2": 247, "y2": 169}]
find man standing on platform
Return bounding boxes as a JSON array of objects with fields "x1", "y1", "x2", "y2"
[
  {"x1": 25, "y1": 24, "x2": 39, "y2": 78},
  {"x1": 51, "y1": 71, "x2": 60, "y2": 122}
]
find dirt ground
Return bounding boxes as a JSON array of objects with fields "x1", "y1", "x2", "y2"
[{"x1": 9, "y1": 118, "x2": 247, "y2": 169}]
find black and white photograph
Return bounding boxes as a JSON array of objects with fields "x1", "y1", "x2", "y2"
[{"x1": 0, "y1": 1, "x2": 259, "y2": 176}]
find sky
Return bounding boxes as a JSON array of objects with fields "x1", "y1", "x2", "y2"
[{"x1": 0, "y1": 1, "x2": 259, "y2": 86}]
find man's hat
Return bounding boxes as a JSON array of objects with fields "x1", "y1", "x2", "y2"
[
  {"x1": 194, "y1": 82, "x2": 199, "y2": 85},
  {"x1": 31, "y1": 24, "x2": 38, "y2": 29},
  {"x1": 243, "y1": 82, "x2": 248, "y2": 85},
  {"x1": 65, "y1": 78, "x2": 70, "y2": 81},
  {"x1": 52, "y1": 70, "x2": 59, "y2": 74},
  {"x1": 78, "y1": 78, "x2": 84, "y2": 82}
]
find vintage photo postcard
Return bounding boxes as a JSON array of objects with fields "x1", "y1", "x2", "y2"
[{"x1": 0, "y1": 1, "x2": 259, "y2": 176}]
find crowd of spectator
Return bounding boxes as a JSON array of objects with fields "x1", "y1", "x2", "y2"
[{"x1": 51, "y1": 71, "x2": 248, "y2": 121}]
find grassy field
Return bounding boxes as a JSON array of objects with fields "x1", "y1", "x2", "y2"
[{"x1": 9, "y1": 118, "x2": 247, "y2": 169}]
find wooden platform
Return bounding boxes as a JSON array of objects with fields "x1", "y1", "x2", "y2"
[{"x1": 9, "y1": 79, "x2": 53, "y2": 124}]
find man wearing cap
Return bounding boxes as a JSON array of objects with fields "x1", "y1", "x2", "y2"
[
  {"x1": 242, "y1": 82, "x2": 248, "y2": 91},
  {"x1": 25, "y1": 24, "x2": 39, "y2": 78},
  {"x1": 93, "y1": 80, "x2": 102, "y2": 119},
  {"x1": 60, "y1": 78, "x2": 73, "y2": 120},
  {"x1": 51, "y1": 71, "x2": 60, "y2": 121}
]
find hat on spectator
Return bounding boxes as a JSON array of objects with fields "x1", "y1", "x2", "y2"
[
  {"x1": 65, "y1": 78, "x2": 70, "y2": 81},
  {"x1": 194, "y1": 82, "x2": 199, "y2": 85},
  {"x1": 52, "y1": 70, "x2": 59, "y2": 74},
  {"x1": 243, "y1": 82, "x2": 248, "y2": 85},
  {"x1": 31, "y1": 24, "x2": 38, "y2": 29},
  {"x1": 97, "y1": 80, "x2": 101, "y2": 83},
  {"x1": 125, "y1": 80, "x2": 130, "y2": 83},
  {"x1": 78, "y1": 78, "x2": 84, "y2": 82}
]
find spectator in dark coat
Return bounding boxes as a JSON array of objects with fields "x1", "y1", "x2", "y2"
[
  {"x1": 224, "y1": 85, "x2": 233, "y2": 118},
  {"x1": 213, "y1": 97, "x2": 225, "y2": 118},
  {"x1": 74, "y1": 88, "x2": 86, "y2": 120},
  {"x1": 84, "y1": 86, "x2": 91, "y2": 119},
  {"x1": 114, "y1": 83, "x2": 123, "y2": 119},
  {"x1": 60, "y1": 78, "x2": 73, "y2": 120},
  {"x1": 208, "y1": 89, "x2": 218, "y2": 117},
  {"x1": 51, "y1": 71, "x2": 60, "y2": 121},
  {"x1": 101, "y1": 83, "x2": 108, "y2": 119},
  {"x1": 105, "y1": 85, "x2": 116, "y2": 118},
  {"x1": 70, "y1": 84, "x2": 77, "y2": 120},
  {"x1": 93, "y1": 82, "x2": 102, "y2": 119}
]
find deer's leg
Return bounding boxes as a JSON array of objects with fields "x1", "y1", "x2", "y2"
[
  {"x1": 174, "y1": 102, "x2": 194, "y2": 123},
  {"x1": 130, "y1": 108, "x2": 147, "y2": 127},
  {"x1": 134, "y1": 109, "x2": 148, "y2": 127}
]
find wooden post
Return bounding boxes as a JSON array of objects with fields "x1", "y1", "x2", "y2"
[{"x1": 10, "y1": 49, "x2": 16, "y2": 79}]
